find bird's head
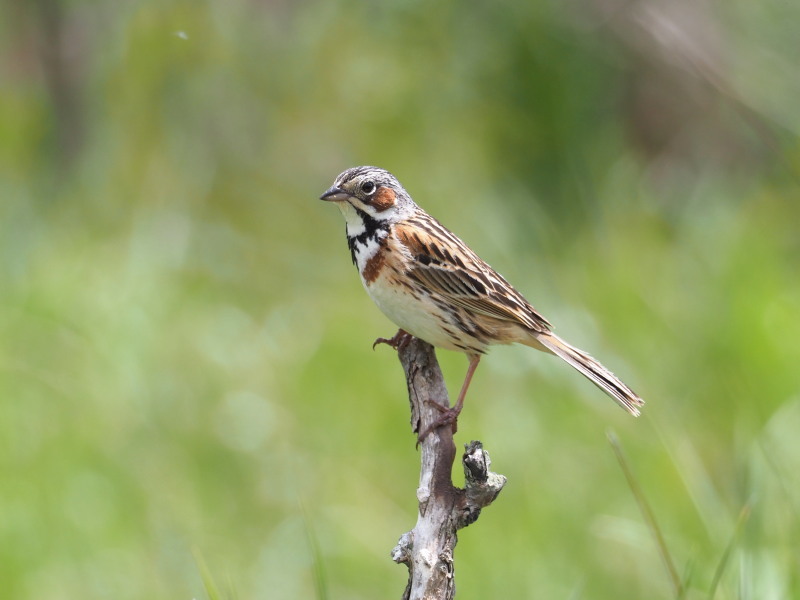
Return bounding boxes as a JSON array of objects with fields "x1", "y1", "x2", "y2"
[{"x1": 320, "y1": 166, "x2": 416, "y2": 224}]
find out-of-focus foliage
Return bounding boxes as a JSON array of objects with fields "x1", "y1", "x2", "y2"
[{"x1": 1, "y1": 0, "x2": 798, "y2": 598}]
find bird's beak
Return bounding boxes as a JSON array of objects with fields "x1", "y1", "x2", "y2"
[{"x1": 320, "y1": 186, "x2": 350, "y2": 202}]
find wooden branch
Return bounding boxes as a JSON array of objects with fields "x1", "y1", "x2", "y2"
[{"x1": 391, "y1": 338, "x2": 507, "y2": 600}]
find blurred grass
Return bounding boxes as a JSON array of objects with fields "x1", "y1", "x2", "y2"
[{"x1": 1, "y1": 0, "x2": 799, "y2": 598}]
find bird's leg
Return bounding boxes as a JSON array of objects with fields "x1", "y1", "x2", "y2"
[
  {"x1": 418, "y1": 354, "x2": 481, "y2": 442},
  {"x1": 373, "y1": 328, "x2": 413, "y2": 351}
]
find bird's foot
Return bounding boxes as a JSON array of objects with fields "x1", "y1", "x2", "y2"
[
  {"x1": 372, "y1": 329, "x2": 413, "y2": 351},
  {"x1": 417, "y1": 401, "x2": 462, "y2": 443}
]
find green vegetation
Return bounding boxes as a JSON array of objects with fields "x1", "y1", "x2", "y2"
[{"x1": 1, "y1": 1, "x2": 798, "y2": 598}]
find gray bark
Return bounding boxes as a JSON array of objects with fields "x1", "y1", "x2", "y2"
[{"x1": 391, "y1": 338, "x2": 507, "y2": 600}]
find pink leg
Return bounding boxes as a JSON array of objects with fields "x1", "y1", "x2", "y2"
[
  {"x1": 373, "y1": 329, "x2": 413, "y2": 351},
  {"x1": 419, "y1": 354, "x2": 481, "y2": 441},
  {"x1": 452, "y1": 354, "x2": 481, "y2": 416}
]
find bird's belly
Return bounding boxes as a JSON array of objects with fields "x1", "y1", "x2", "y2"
[{"x1": 364, "y1": 273, "x2": 484, "y2": 353}]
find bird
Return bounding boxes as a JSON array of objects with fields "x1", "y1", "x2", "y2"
[{"x1": 320, "y1": 166, "x2": 643, "y2": 436}]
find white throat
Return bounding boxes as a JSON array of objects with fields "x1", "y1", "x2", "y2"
[
  {"x1": 338, "y1": 202, "x2": 367, "y2": 237},
  {"x1": 338, "y1": 201, "x2": 389, "y2": 277}
]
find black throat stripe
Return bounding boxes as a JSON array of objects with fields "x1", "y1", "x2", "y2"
[{"x1": 346, "y1": 206, "x2": 390, "y2": 266}]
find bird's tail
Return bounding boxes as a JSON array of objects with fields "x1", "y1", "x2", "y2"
[{"x1": 529, "y1": 332, "x2": 644, "y2": 416}]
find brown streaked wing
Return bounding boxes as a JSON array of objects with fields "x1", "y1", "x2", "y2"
[{"x1": 396, "y1": 217, "x2": 552, "y2": 334}]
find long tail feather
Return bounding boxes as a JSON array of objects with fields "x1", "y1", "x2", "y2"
[{"x1": 531, "y1": 332, "x2": 644, "y2": 416}]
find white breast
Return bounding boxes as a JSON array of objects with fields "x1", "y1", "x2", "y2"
[
  {"x1": 340, "y1": 202, "x2": 482, "y2": 353},
  {"x1": 360, "y1": 249, "x2": 472, "y2": 353}
]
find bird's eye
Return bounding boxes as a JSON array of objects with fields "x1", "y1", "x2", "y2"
[{"x1": 361, "y1": 181, "x2": 376, "y2": 195}]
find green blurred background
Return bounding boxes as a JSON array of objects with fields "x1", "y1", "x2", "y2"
[{"x1": 2, "y1": 0, "x2": 799, "y2": 598}]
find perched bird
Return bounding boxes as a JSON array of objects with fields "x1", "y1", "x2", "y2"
[{"x1": 320, "y1": 166, "x2": 643, "y2": 434}]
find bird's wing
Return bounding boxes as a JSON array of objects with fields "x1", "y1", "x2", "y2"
[{"x1": 395, "y1": 216, "x2": 552, "y2": 334}]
